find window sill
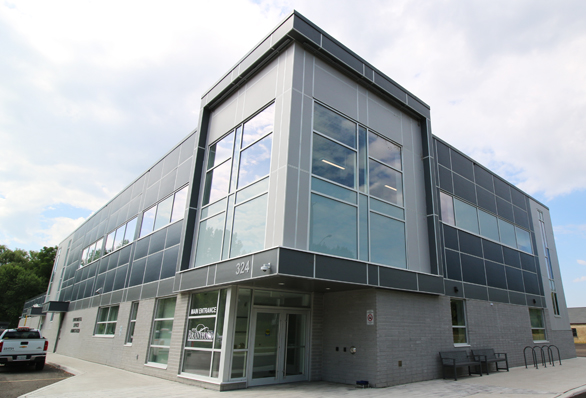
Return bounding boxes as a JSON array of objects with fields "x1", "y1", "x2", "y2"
[
  {"x1": 453, "y1": 343, "x2": 470, "y2": 347},
  {"x1": 533, "y1": 340, "x2": 549, "y2": 344},
  {"x1": 145, "y1": 362, "x2": 168, "y2": 370},
  {"x1": 93, "y1": 334, "x2": 115, "y2": 338},
  {"x1": 178, "y1": 373, "x2": 221, "y2": 384}
]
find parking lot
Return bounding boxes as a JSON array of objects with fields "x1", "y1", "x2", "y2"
[{"x1": 0, "y1": 363, "x2": 72, "y2": 398}]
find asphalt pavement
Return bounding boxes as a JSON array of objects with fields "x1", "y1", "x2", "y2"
[
  {"x1": 0, "y1": 363, "x2": 71, "y2": 398},
  {"x1": 14, "y1": 352, "x2": 586, "y2": 398}
]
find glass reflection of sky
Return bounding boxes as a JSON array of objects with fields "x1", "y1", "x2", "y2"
[
  {"x1": 368, "y1": 132, "x2": 401, "y2": 170},
  {"x1": 230, "y1": 194, "x2": 267, "y2": 257},
  {"x1": 309, "y1": 194, "x2": 356, "y2": 259},
  {"x1": 368, "y1": 160, "x2": 403, "y2": 206},
  {"x1": 370, "y1": 212, "x2": 406, "y2": 268},
  {"x1": 203, "y1": 160, "x2": 231, "y2": 205},
  {"x1": 314, "y1": 103, "x2": 356, "y2": 148},
  {"x1": 515, "y1": 227, "x2": 532, "y2": 253},
  {"x1": 498, "y1": 219, "x2": 517, "y2": 247},
  {"x1": 140, "y1": 206, "x2": 156, "y2": 237},
  {"x1": 208, "y1": 132, "x2": 234, "y2": 170},
  {"x1": 195, "y1": 212, "x2": 225, "y2": 266},
  {"x1": 312, "y1": 134, "x2": 355, "y2": 188},
  {"x1": 242, "y1": 104, "x2": 274, "y2": 148},
  {"x1": 238, "y1": 135, "x2": 272, "y2": 189}
]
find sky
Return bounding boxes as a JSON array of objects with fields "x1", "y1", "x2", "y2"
[{"x1": 0, "y1": 0, "x2": 585, "y2": 306}]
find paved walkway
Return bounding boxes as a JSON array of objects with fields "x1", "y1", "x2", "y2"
[{"x1": 19, "y1": 353, "x2": 586, "y2": 398}]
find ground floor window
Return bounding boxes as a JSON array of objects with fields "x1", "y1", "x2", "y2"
[
  {"x1": 125, "y1": 302, "x2": 139, "y2": 344},
  {"x1": 572, "y1": 328, "x2": 578, "y2": 338},
  {"x1": 94, "y1": 305, "x2": 119, "y2": 336},
  {"x1": 529, "y1": 308, "x2": 546, "y2": 342},
  {"x1": 231, "y1": 288, "x2": 252, "y2": 379},
  {"x1": 182, "y1": 289, "x2": 227, "y2": 378},
  {"x1": 147, "y1": 297, "x2": 176, "y2": 366},
  {"x1": 450, "y1": 299, "x2": 467, "y2": 345}
]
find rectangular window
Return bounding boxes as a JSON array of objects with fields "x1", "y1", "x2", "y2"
[
  {"x1": 572, "y1": 328, "x2": 578, "y2": 338},
  {"x1": 140, "y1": 186, "x2": 189, "y2": 237},
  {"x1": 125, "y1": 302, "x2": 139, "y2": 345},
  {"x1": 451, "y1": 299, "x2": 467, "y2": 345},
  {"x1": 551, "y1": 292, "x2": 560, "y2": 316},
  {"x1": 94, "y1": 306, "x2": 119, "y2": 336},
  {"x1": 440, "y1": 191, "x2": 455, "y2": 226},
  {"x1": 147, "y1": 297, "x2": 177, "y2": 366},
  {"x1": 182, "y1": 289, "x2": 227, "y2": 378},
  {"x1": 529, "y1": 308, "x2": 546, "y2": 342}
]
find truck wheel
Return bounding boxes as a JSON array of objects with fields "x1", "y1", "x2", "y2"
[{"x1": 35, "y1": 359, "x2": 45, "y2": 371}]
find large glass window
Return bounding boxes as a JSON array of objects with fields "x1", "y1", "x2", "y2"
[
  {"x1": 529, "y1": 308, "x2": 546, "y2": 342},
  {"x1": 454, "y1": 199, "x2": 479, "y2": 234},
  {"x1": 440, "y1": 192, "x2": 455, "y2": 226},
  {"x1": 194, "y1": 104, "x2": 274, "y2": 267},
  {"x1": 148, "y1": 297, "x2": 176, "y2": 366},
  {"x1": 451, "y1": 299, "x2": 467, "y2": 345},
  {"x1": 498, "y1": 219, "x2": 517, "y2": 247},
  {"x1": 515, "y1": 227, "x2": 532, "y2": 254},
  {"x1": 478, "y1": 210, "x2": 500, "y2": 241},
  {"x1": 310, "y1": 102, "x2": 405, "y2": 267},
  {"x1": 231, "y1": 288, "x2": 251, "y2": 379},
  {"x1": 310, "y1": 194, "x2": 357, "y2": 259},
  {"x1": 140, "y1": 186, "x2": 188, "y2": 238},
  {"x1": 182, "y1": 290, "x2": 227, "y2": 378},
  {"x1": 94, "y1": 305, "x2": 119, "y2": 336}
]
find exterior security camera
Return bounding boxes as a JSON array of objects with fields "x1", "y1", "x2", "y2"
[{"x1": 260, "y1": 263, "x2": 271, "y2": 273}]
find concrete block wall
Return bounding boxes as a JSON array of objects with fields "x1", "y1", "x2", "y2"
[
  {"x1": 310, "y1": 292, "x2": 324, "y2": 381},
  {"x1": 322, "y1": 289, "x2": 378, "y2": 385}
]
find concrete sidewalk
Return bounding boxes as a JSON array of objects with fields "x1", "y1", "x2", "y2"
[{"x1": 20, "y1": 353, "x2": 586, "y2": 398}]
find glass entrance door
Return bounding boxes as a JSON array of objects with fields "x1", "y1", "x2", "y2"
[{"x1": 249, "y1": 309, "x2": 308, "y2": 386}]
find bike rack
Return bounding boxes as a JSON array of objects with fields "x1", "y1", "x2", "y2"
[{"x1": 523, "y1": 345, "x2": 562, "y2": 369}]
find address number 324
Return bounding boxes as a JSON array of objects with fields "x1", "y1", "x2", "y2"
[{"x1": 236, "y1": 261, "x2": 250, "y2": 275}]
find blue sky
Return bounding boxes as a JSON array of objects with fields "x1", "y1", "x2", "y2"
[{"x1": 0, "y1": 0, "x2": 585, "y2": 306}]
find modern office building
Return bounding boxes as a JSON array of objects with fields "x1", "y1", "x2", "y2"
[{"x1": 31, "y1": 11, "x2": 574, "y2": 389}]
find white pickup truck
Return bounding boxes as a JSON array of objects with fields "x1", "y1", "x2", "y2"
[{"x1": 0, "y1": 327, "x2": 48, "y2": 370}]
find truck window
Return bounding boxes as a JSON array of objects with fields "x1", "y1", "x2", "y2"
[{"x1": 2, "y1": 331, "x2": 41, "y2": 339}]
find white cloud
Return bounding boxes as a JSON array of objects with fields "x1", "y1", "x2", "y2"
[
  {"x1": 578, "y1": 260, "x2": 586, "y2": 266},
  {"x1": 573, "y1": 276, "x2": 586, "y2": 283}
]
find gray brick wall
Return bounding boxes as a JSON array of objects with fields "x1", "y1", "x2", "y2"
[{"x1": 310, "y1": 292, "x2": 324, "y2": 381}]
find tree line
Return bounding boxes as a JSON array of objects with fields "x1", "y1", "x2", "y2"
[{"x1": 0, "y1": 244, "x2": 57, "y2": 328}]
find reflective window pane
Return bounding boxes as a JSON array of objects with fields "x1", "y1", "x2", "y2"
[
  {"x1": 148, "y1": 347, "x2": 169, "y2": 365},
  {"x1": 313, "y1": 103, "x2": 356, "y2": 148},
  {"x1": 114, "y1": 224, "x2": 126, "y2": 250},
  {"x1": 195, "y1": 212, "x2": 225, "y2": 266},
  {"x1": 369, "y1": 212, "x2": 406, "y2": 268},
  {"x1": 93, "y1": 239, "x2": 103, "y2": 261},
  {"x1": 498, "y1": 219, "x2": 517, "y2": 247},
  {"x1": 154, "y1": 196, "x2": 173, "y2": 231},
  {"x1": 454, "y1": 199, "x2": 479, "y2": 234},
  {"x1": 370, "y1": 197, "x2": 404, "y2": 220},
  {"x1": 184, "y1": 318, "x2": 215, "y2": 349},
  {"x1": 236, "y1": 177, "x2": 269, "y2": 204},
  {"x1": 105, "y1": 231, "x2": 116, "y2": 254},
  {"x1": 369, "y1": 159, "x2": 403, "y2": 206},
  {"x1": 200, "y1": 198, "x2": 226, "y2": 220},
  {"x1": 183, "y1": 350, "x2": 212, "y2": 376},
  {"x1": 124, "y1": 218, "x2": 137, "y2": 244},
  {"x1": 202, "y1": 160, "x2": 231, "y2": 206},
  {"x1": 358, "y1": 126, "x2": 367, "y2": 192},
  {"x1": 311, "y1": 177, "x2": 356, "y2": 204},
  {"x1": 140, "y1": 207, "x2": 156, "y2": 237},
  {"x1": 242, "y1": 104, "x2": 275, "y2": 149},
  {"x1": 516, "y1": 227, "x2": 532, "y2": 254},
  {"x1": 171, "y1": 186, "x2": 188, "y2": 223},
  {"x1": 237, "y1": 134, "x2": 272, "y2": 189},
  {"x1": 440, "y1": 192, "x2": 455, "y2": 226},
  {"x1": 478, "y1": 210, "x2": 499, "y2": 241},
  {"x1": 207, "y1": 132, "x2": 234, "y2": 169},
  {"x1": 309, "y1": 194, "x2": 357, "y2": 259},
  {"x1": 368, "y1": 131, "x2": 401, "y2": 170},
  {"x1": 312, "y1": 133, "x2": 355, "y2": 189},
  {"x1": 156, "y1": 297, "x2": 176, "y2": 319},
  {"x1": 230, "y1": 194, "x2": 268, "y2": 257}
]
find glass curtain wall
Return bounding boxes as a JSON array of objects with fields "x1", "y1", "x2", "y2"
[
  {"x1": 195, "y1": 104, "x2": 275, "y2": 267},
  {"x1": 310, "y1": 102, "x2": 406, "y2": 268}
]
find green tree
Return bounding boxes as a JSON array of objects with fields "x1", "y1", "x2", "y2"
[{"x1": 0, "y1": 244, "x2": 57, "y2": 327}]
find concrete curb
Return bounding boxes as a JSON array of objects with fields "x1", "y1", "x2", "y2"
[{"x1": 555, "y1": 384, "x2": 586, "y2": 398}]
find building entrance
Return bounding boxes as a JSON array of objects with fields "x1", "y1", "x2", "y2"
[{"x1": 248, "y1": 309, "x2": 309, "y2": 386}]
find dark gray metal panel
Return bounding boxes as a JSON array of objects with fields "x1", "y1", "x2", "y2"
[
  {"x1": 216, "y1": 256, "x2": 253, "y2": 284},
  {"x1": 110, "y1": 290, "x2": 123, "y2": 304},
  {"x1": 463, "y1": 283, "x2": 488, "y2": 301},
  {"x1": 509, "y1": 291, "x2": 527, "y2": 306},
  {"x1": 406, "y1": 95, "x2": 431, "y2": 119},
  {"x1": 141, "y1": 281, "x2": 158, "y2": 300},
  {"x1": 418, "y1": 274, "x2": 444, "y2": 294},
  {"x1": 368, "y1": 264, "x2": 378, "y2": 286},
  {"x1": 279, "y1": 249, "x2": 314, "y2": 277},
  {"x1": 321, "y1": 35, "x2": 362, "y2": 73},
  {"x1": 526, "y1": 294, "x2": 543, "y2": 307},
  {"x1": 488, "y1": 288, "x2": 509, "y2": 304},
  {"x1": 207, "y1": 265, "x2": 216, "y2": 285},
  {"x1": 157, "y1": 278, "x2": 174, "y2": 297},
  {"x1": 179, "y1": 267, "x2": 208, "y2": 290},
  {"x1": 373, "y1": 71, "x2": 407, "y2": 105},
  {"x1": 379, "y1": 267, "x2": 418, "y2": 291},
  {"x1": 315, "y1": 256, "x2": 367, "y2": 284},
  {"x1": 445, "y1": 280, "x2": 463, "y2": 298},
  {"x1": 251, "y1": 249, "x2": 279, "y2": 278},
  {"x1": 126, "y1": 286, "x2": 141, "y2": 302},
  {"x1": 292, "y1": 15, "x2": 321, "y2": 45}
]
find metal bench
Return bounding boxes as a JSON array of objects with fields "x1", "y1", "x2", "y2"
[
  {"x1": 439, "y1": 351, "x2": 483, "y2": 381},
  {"x1": 472, "y1": 348, "x2": 509, "y2": 375}
]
